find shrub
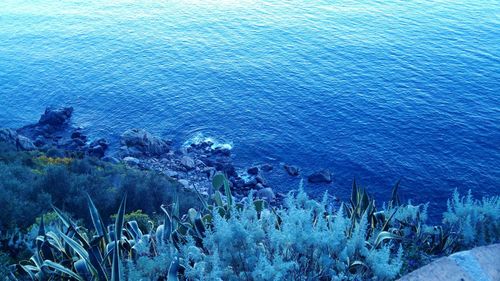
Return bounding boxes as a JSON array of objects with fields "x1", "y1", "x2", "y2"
[
  {"x1": 0, "y1": 250, "x2": 12, "y2": 279},
  {"x1": 0, "y1": 144, "x2": 200, "y2": 236},
  {"x1": 111, "y1": 210, "x2": 153, "y2": 233},
  {"x1": 443, "y1": 189, "x2": 500, "y2": 248},
  {"x1": 182, "y1": 190, "x2": 404, "y2": 281}
]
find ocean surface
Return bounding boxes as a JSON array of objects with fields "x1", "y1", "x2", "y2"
[{"x1": 1, "y1": 0, "x2": 499, "y2": 215}]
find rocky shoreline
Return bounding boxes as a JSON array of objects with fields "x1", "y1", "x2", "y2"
[{"x1": 0, "y1": 107, "x2": 335, "y2": 204}]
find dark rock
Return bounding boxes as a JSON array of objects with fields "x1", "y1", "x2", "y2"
[
  {"x1": 213, "y1": 160, "x2": 237, "y2": 177},
  {"x1": 202, "y1": 167, "x2": 216, "y2": 178},
  {"x1": 88, "y1": 145, "x2": 105, "y2": 158},
  {"x1": 191, "y1": 140, "x2": 213, "y2": 151},
  {"x1": 284, "y1": 164, "x2": 300, "y2": 176},
  {"x1": 73, "y1": 138, "x2": 86, "y2": 146},
  {"x1": 70, "y1": 131, "x2": 87, "y2": 142},
  {"x1": 261, "y1": 164, "x2": 273, "y2": 172},
  {"x1": 201, "y1": 158, "x2": 215, "y2": 167},
  {"x1": 308, "y1": 169, "x2": 332, "y2": 183},
  {"x1": 90, "y1": 138, "x2": 108, "y2": 150},
  {"x1": 86, "y1": 138, "x2": 108, "y2": 158},
  {"x1": 255, "y1": 175, "x2": 267, "y2": 186},
  {"x1": 121, "y1": 128, "x2": 170, "y2": 156},
  {"x1": 247, "y1": 166, "x2": 259, "y2": 175},
  {"x1": 213, "y1": 147, "x2": 231, "y2": 156},
  {"x1": 255, "y1": 183, "x2": 265, "y2": 190},
  {"x1": 38, "y1": 107, "x2": 73, "y2": 127},
  {"x1": 34, "y1": 136, "x2": 46, "y2": 147},
  {"x1": 234, "y1": 179, "x2": 246, "y2": 189}
]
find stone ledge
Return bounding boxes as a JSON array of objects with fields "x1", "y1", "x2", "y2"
[{"x1": 398, "y1": 243, "x2": 500, "y2": 281}]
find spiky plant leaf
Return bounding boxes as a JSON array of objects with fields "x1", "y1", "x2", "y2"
[
  {"x1": 127, "y1": 221, "x2": 142, "y2": 241},
  {"x1": 42, "y1": 260, "x2": 84, "y2": 281},
  {"x1": 111, "y1": 194, "x2": 127, "y2": 281},
  {"x1": 390, "y1": 180, "x2": 401, "y2": 207},
  {"x1": 86, "y1": 193, "x2": 107, "y2": 240},
  {"x1": 223, "y1": 176, "x2": 233, "y2": 207},
  {"x1": 373, "y1": 231, "x2": 400, "y2": 249},
  {"x1": 167, "y1": 256, "x2": 180, "y2": 281}
]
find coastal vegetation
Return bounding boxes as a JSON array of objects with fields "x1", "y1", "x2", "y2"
[{"x1": 0, "y1": 143, "x2": 498, "y2": 280}]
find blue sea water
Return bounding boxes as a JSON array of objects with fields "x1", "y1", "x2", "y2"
[{"x1": 0, "y1": 0, "x2": 499, "y2": 214}]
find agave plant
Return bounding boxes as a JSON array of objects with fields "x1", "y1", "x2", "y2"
[{"x1": 17, "y1": 193, "x2": 160, "y2": 281}]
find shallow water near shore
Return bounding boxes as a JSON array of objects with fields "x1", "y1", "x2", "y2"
[{"x1": 0, "y1": 0, "x2": 499, "y2": 216}]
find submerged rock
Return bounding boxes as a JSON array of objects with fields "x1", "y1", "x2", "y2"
[
  {"x1": 284, "y1": 164, "x2": 300, "y2": 176},
  {"x1": 308, "y1": 169, "x2": 332, "y2": 183},
  {"x1": 261, "y1": 163, "x2": 273, "y2": 172}
]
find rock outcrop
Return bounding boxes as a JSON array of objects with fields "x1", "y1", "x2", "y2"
[
  {"x1": 120, "y1": 128, "x2": 170, "y2": 157},
  {"x1": 0, "y1": 128, "x2": 36, "y2": 150}
]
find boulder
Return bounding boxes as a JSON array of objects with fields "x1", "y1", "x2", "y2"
[
  {"x1": 34, "y1": 136, "x2": 46, "y2": 147},
  {"x1": 284, "y1": 164, "x2": 300, "y2": 176},
  {"x1": 255, "y1": 183, "x2": 265, "y2": 190},
  {"x1": 233, "y1": 178, "x2": 246, "y2": 189},
  {"x1": 180, "y1": 156, "x2": 196, "y2": 170},
  {"x1": 88, "y1": 145, "x2": 105, "y2": 158},
  {"x1": 0, "y1": 128, "x2": 18, "y2": 144},
  {"x1": 38, "y1": 107, "x2": 73, "y2": 127},
  {"x1": 17, "y1": 135, "x2": 36, "y2": 150},
  {"x1": 244, "y1": 178, "x2": 258, "y2": 188},
  {"x1": 72, "y1": 138, "x2": 86, "y2": 147},
  {"x1": 86, "y1": 138, "x2": 108, "y2": 158},
  {"x1": 123, "y1": 156, "x2": 140, "y2": 166},
  {"x1": 121, "y1": 128, "x2": 170, "y2": 156},
  {"x1": 247, "y1": 166, "x2": 259, "y2": 175},
  {"x1": 165, "y1": 170, "x2": 179, "y2": 178},
  {"x1": 255, "y1": 175, "x2": 267, "y2": 186},
  {"x1": 0, "y1": 128, "x2": 36, "y2": 150},
  {"x1": 308, "y1": 170, "x2": 332, "y2": 183},
  {"x1": 257, "y1": 188, "x2": 275, "y2": 202},
  {"x1": 178, "y1": 179, "x2": 190, "y2": 189},
  {"x1": 213, "y1": 147, "x2": 231, "y2": 156},
  {"x1": 90, "y1": 138, "x2": 108, "y2": 150}
]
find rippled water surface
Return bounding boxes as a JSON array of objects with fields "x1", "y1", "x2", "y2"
[{"x1": 1, "y1": 0, "x2": 499, "y2": 213}]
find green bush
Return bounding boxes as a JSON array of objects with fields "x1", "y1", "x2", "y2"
[{"x1": 0, "y1": 144, "x2": 200, "y2": 234}]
